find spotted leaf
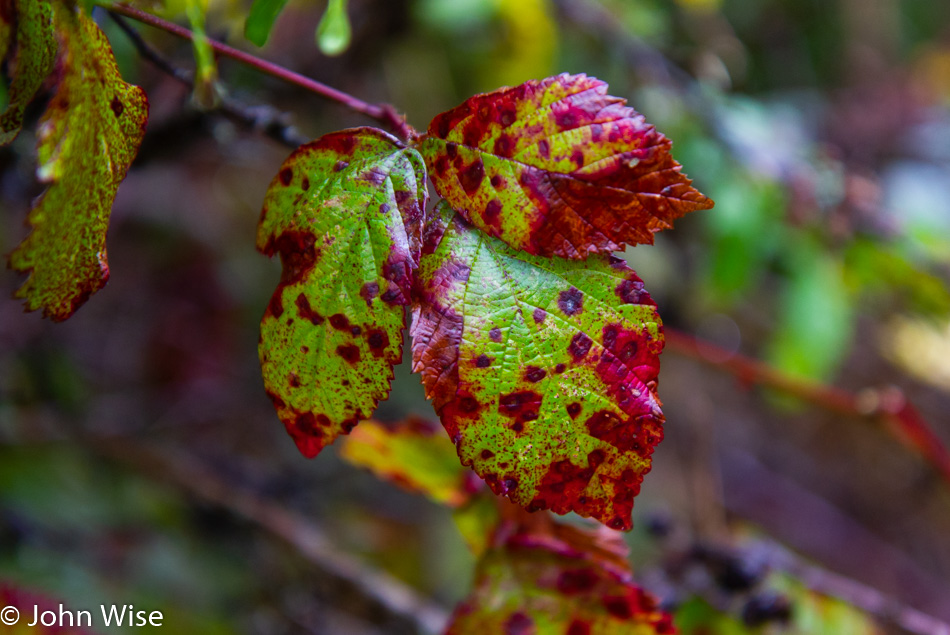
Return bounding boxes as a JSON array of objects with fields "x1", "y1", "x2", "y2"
[
  {"x1": 8, "y1": 2, "x2": 148, "y2": 320},
  {"x1": 419, "y1": 73, "x2": 713, "y2": 259},
  {"x1": 258, "y1": 127, "x2": 427, "y2": 458},
  {"x1": 446, "y1": 510, "x2": 675, "y2": 634},
  {"x1": 411, "y1": 203, "x2": 664, "y2": 530},
  {"x1": 0, "y1": 0, "x2": 57, "y2": 145}
]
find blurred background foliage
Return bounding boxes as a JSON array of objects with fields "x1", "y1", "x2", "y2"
[{"x1": 2, "y1": 0, "x2": 950, "y2": 632}]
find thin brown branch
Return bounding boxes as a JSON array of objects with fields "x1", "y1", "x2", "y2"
[
  {"x1": 664, "y1": 327, "x2": 950, "y2": 486},
  {"x1": 89, "y1": 438, "x2": 449, "y2": 635},
  {"x1": 107, "y1": 11, "x2": 309, "y2": 148},
  {"x1": 106, "y1": 3, "x2": 417, "y2": 142}
]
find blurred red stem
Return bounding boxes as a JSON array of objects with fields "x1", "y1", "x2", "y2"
[
  {"x1": 664, "y1": 327, "x2": 950, "y2": 486},
  {"x1": 107, "y1": 3, "x2": 416, "y2": 141}
]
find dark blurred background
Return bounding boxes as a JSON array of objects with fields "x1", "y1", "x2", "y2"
[{"x1": 1, "y1": 0, "x2": 949, "y2": 632}]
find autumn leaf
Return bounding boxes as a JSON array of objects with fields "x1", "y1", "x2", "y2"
[
  {"x1": 447, "y1": 509, "x2": 675, "y2": 634},
  {"x1": 0, "y1": 0, "x2": 57, "y2": 145},
  {"x1": 339, "y1": 417, "x2": 476, "y2": 507},
  {"x1": 419, "y1": 73, "x2": 713, "y2": 259},
  {"x1": 258, "y1": 127, "x2": 427, "y2": 458},
  {"x1": 411, "y1": 203, "x2": 664, "y2": 530},
  {"x1": 8, "y1": 2, "x2": 148, "y2": 321}
]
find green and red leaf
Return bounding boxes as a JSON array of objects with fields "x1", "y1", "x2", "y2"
[
  {"x1": 0, "y1": 0, "x2": 57, "y2": 145},
  {"x1": 258, "y1": 127, "x2": 427, "y2": 458},
  {"x1": 8, "y1": 2, "x2": 148, "y2": 320},
  {"x1": 411, "y1": 204, "x2": 664, "y2": 530},
  {"x1": 447, "y1": 510, "x2": 675, "y2": 634},
  {"x1": 419, "y1": 73, "x2": 712, "y2": 259}
]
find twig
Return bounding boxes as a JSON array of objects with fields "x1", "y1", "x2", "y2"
[
  {"x1": 108, "y1": 11, "x2": 309, "y2": 148},
  {"x1": 664, "y1": 327, "x2": 950, "y2": 487},
  {"x1": 90, "y1": 437, "x2": 449, "y2": 635},
  {"x1": 105, "y1": 3, "x2": 417, "y2": 142},
  {"x1": 718, "y1": 449, "x2": 950, "y2": 634}
]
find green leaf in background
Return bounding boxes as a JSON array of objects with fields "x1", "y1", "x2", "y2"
[
  {"x1": 185, "y1": 0, "x2": 218, "y2": 108},
  {"x1": 446, "y1": 511, "x2": 675, "y2": 634},
  {"x1": 9, "y1": 2, "x2": 148, "y2": 321},
  {"x1": 257, "y1": 127, "x2": 427, "y2": 458},
  {"x1": 244, "y1": 0, "x2": 289, "y2": 47},
  {"x1": 0, "y1": 0, "x2": 57, "y2": 145},
  {"x1": 411, "y1": 203, "x2": 665, "y2": 530},
  {"x1": 767, "y1": 237, "x2": 854, "y2": 381},
  {"x1": 340, "y1": 417, "x2": 474, "y2": 508},
  {"x1": 316, "y1": 0, "x2": 351, "y2": 56}
]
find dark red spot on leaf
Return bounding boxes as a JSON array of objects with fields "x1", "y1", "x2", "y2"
[
  {"x1": 504, "y1": 612, "x2": 533, "y2": 635},
  {"x1": 490, "y1": 174, "x2": 506, "y2": 189},
  {"x1": 336, "y1": 344, "x2": 360, "y2": 364},
  {"x1": 329, "y1": 314, "x2": 350, "y2": 330},
  {"x1": 459, "y1": 159, "x2": 485, "y2": 195},
  {"x1": 366, "y1": 329, "x2": 389, "y2": 356},
  {"x1": 484, "y1": 199, "x2": 503, "y2": 228},
  {"x1": 490, "y1": 327, "x2": 503, "y2": 342},
  {"x1": 604, "y1": 596, "x2": 634, "y2": 619},
  {"x1": 333, "y1": 160, "x2": 349, "y2": 172},
  {"x1": 567, "y1": 402, "x2": 581, "y2": 418},
  {"x1": 476, "y1": 354, "x2": 492, "y2": 368},
  {"x1": 567, "y1": 619, "x2": 591, "y2": 635},
  {"x1": 499, "y1": 391, "x2": 542, "y2": 423},
  {"x1": 532, "y1": 308, "x2": 546, "y2": 324},
  {"x1": 360, "y1": 281, "x2": 379, "y2": 306},
  {"x1": 556, "y1": 568, "x2": 599, "y2": 594},
  {"x1": 110, "y1": 96, "x2": 124, "y2": 118},
  {"x1": 480, "y1": 449, "x2": 495, "y2": 459},
  {"x1": 279, "y1": 167, "x2": 293, "y2": 185},
  {"x1": 524, "y1": 366, "x2": 546, "y2": 382},
  {"x1": 558, "y1": 287, "x2": 584, "y2": 316},
  {"x1": 295, "y1": 293, "x2": 323, "y2": 325},
  {"x1": 301, "y1": 177, "x2": 310, "y2": 190},
  {"x1": 568, "y1": 332, "x2": 593, "y2": 360}
]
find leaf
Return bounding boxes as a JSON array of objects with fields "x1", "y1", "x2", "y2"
[
  {"x1": 411, "y1": 203, "x2": 664, "y2": 530},
  {"x1": 767, "y1": 237, "x2": 853, "y2": 382},
  {"x1": 258, "y1": 127, "x2": 427, "y2": 458},
  {"x1": 316, "y1": 0, "x2": 351, "y2": 57},
  {"x1": 446, "y1": 510, "x2": 675, "y2": 634},
  {"x1": 419, "y1": 73, "x2": 713, "y2": 259},
  {"x1": 339, "y1": 417, "x2": 475, "y2": 507},
  {"x1": 244, "y1": 0, "x2": 289, "y2": 47},
  {"x1": 8, "y1": 2, "x2": 148, "y2": 321},
  {"x1": 0, "y1": 0, "x2": 57, "y2": 145}
]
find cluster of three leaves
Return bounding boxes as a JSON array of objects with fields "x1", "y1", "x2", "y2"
[{"x1": 258, "y1": 73, "x2": 713, "y2": 531}]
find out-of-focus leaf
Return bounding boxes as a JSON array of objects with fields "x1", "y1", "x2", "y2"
[
  {"x1": 767, "y1": 238, "x2": 853, "y2": 381},
  {"x1": 257, "y1": 127, "x2": 427, "y2": 458},
  {"x1": 8, "y1": 2, "x2": 148, "y2": 321},
  {"x1": 0, "y1": 0, "x2": 14, "y2": 65},
  {"x1": 704, "y1": 173, "x2": 785, "y2": 304},
  {"x1": 185, "y1": 0, "x2": 218, "y2": 108},
  {"x1": 881, "y1": 316, "x2": 950, "y2": 393},
  {"x1": 452, "y1": 495, "x2": 499, "y2": 557},
  {"x1": 845, "y1": 239, "x2": 950, "y2": 317},
  {"x1": 0, "y1": 0, "x2": 57, "y2": 145},
  {"x1": 340, "y1": 417, "x2": 474, "y2": 507},
  {"x1": 243, "y1": 0, "x2": 288, "y2": 47},
  {"x1": 411, "y1": 204, "x2": 664, "y2": 530},
  {"x1": 446, "y1": 510, "x2": 675, "y2": 634},
  {"x1": 316, "y1": 0, "x2": 351, "y2": 57},
  {"x1": 485, "y1": 0, "x2": 557, "y2": 88},
  {"x1": 420, "y1": 73, "x2": 713, "y2": 259}
]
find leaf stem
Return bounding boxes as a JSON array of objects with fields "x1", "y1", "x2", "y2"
[
  {"x1": 664, "y1": 327, "x2": 950, "y2": 487},
  {"x1": 105, "y1": 3, "x2": 417, "y2": 141}
]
